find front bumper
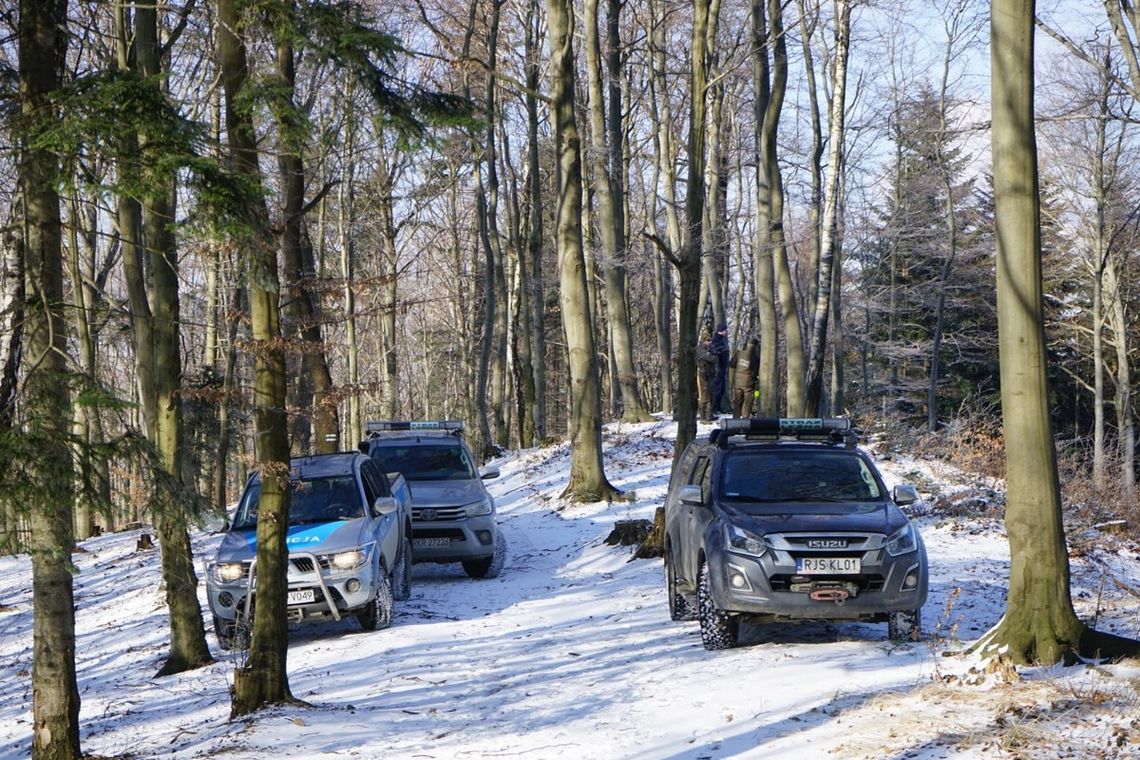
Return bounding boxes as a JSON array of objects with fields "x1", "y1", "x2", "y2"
[
  {"x1": 409, "y1": 512, "x2": 497, "y2": 563},
  {"x1": 705, "y1": 534, "x2": 928, "y2": 621},
  {"x1": 207, "y1": 550, "x2": 378, "y2": 625}
]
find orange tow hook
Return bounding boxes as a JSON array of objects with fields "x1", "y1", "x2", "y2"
[{"x1": 809, "y1": 588, "x2": 850, "y2": 604}]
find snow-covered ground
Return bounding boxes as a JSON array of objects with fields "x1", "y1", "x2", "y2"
[{"x1": 1, "y1": 416, "x2": 1139, "y2": 759}]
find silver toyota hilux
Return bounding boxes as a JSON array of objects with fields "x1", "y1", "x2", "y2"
[{"x1": 361, "y1": 420, "x2": 506, "y2": 579}]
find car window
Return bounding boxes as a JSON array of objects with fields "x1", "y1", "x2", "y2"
[
  {"x1": 688, "y1": 456, "x2": 711, "y2": 503},
  {"x1": 359, "y1": 461, "x2": 383, "y2": 505},
  {"x1": 231, "y1": 475, "x2": 364, "y2": 529},
  {"x1": 719, "y1": 450, "x2": 882, "y2": 511},
  {"x1": 370, "y1": 444, "x2": 476, "y2": 481}
]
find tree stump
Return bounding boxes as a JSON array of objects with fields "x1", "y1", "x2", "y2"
[
  {"x1": 633, "y1": 507, "x2": 666, "y2": 559},
  {"x1": 136, "y1": 533, "x2": 154, "y2": 551},
  {"x1": 604, "y1": 519, "x2": 653, "y2": 546}
]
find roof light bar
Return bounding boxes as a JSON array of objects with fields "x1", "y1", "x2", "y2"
[
  {"x1": 365, "y1": 420, "x2": 464, "y2": 434},
  {"x1": 718, "y1": 417, "x2": 851, "y2": 436}
]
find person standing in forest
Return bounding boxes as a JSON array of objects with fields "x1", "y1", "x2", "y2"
[
  {"x1": 710, "y1": 323, "x2": 730, "y2": 414},
  {"x1": 730, "y1": 336, "x2": 761, "y2": 418},
  {"x1": 695, "y1": 325, "x2": 718, "y2": 422}
]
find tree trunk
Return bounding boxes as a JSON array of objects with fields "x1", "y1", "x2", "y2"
[
  {"x1": 339, "y1": 80, "x2": 362, "y2": 441},
  {"x1": 276, "y1": 24, "x2": 339, "y2": 455},
  {"x1": 804, "y1": 0, "x2": 851, "y2": 415},
  {"x1": 523, "y1": 0, "x2": 547, "y2": 440},
  {"x1": 19, "y1": 0, "x2": 82, "y2": 754},
  {"x1": 546, "y1": 0, "x2": 619, "y2": 501},
  {"x1": 671, "y1": 0, "x2": 716, "y2": 463},
  {"x1": 756, "y1": 0, "x2": 802, "y2": 417},
  {"x1": 218, "y1": 0, "x2": 295, "y2": 713},
  {"x1": 647, "y1": 0, "x2": 677, "y2": 414},
  {"x1": 585, "y1": 0, "x2": 652, "y2": 423},
  {"x1": 976, "y1": 0, "x2": 1092, "y2": 665},
  {"x1": 0, "y1": 211, "x2": 22, "y2": 437}
]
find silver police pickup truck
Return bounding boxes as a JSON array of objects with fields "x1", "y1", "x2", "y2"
[
  {"x1": 361, "y1": 420, "x2": 506, "y2": 579},
  {"x1": 205, "y1": 452, "x2": 413, "y2": 649}
]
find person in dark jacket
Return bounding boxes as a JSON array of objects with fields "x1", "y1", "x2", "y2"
[
  {"x1": 730, "y1": 336, "x2": 760, "y2": 418},
  {"x1": 710, "y1": 323, "x2": 730, "y2": 414}
]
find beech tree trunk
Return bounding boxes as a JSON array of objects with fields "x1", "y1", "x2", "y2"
[
  {"x1": 19, "y1": 0, "x2": 82, "y2": 755},
  {"x1": 584, "y1": 0, "x2": 652, "y2": 423},
  {"x1": 546, "y1": 0, "x2": 618, "y2": 501},
  {"x1": 276, "y1": 21, "x2": 339, "y2": 455},
  {"x1": 975, "y1": 0, "x2": 1128, "y2": 665},
  {"x1": 219, "y1": 0, "x2": 294, "y2": 714},
  {"x1": 804, "y1": 0, "x2": 851, "y2": 415}
]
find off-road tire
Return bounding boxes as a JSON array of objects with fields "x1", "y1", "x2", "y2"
[
  {"x1": 698, "y1": 561, "x2": 739, "y2": 650},
  {"x1": 356, "y1": 568, "x2": 394, "y2": 631},
  {"x1": 463, "y1": 531, "x2": 507, "y2": 579},
  {"x1": 393, "y1": 536, "x2": 413, "y2": 601},
  {"x1": 888, "y1": 609, "x2": 921, "y2": 640},
  {"x1": 666, "y1": 548, "x2": 696, "y2": 622}
]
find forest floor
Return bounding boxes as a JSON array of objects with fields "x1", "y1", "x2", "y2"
[{"x1": 1, "y1": 416, "x2": 1139, "y2": 758}]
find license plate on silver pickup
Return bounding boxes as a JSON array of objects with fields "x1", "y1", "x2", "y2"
[
  {"x1": 797, "y1": 557, "x2": 860, "y2": 574},
  {"x1": 287, "y1": 589, "x2": 315, "y2": 605},
  {"x1": 414, "y1": 537, "x2": 450, "y2": 549}
]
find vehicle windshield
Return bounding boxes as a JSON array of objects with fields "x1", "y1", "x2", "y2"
[
  {"x1": 231, "y1": 475, "x2": 364, "y2": 530},
  {"x1": 371, "y1": 444, "x2": 476, "y2": 481},
  {"x1": 719, "y1": 450, "x2": 883, "y2": 513}
]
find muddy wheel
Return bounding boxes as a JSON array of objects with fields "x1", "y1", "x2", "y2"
[
  {"x1": 463, "y1": 532, "x2": 507, "y2": 579},
  {"x1": 356, "y1": 569, "x2": 394, "y2": 631},
  {"x1": 393, "y1": 536, "x2": 413, "y2": 601},
  {"x1": 697, "y1": 561, "x2": 739, "y2": 650}
]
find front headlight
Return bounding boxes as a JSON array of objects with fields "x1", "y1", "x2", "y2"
[
  {"x1": 725, "y1": 524, "x2": 766, "y2": 557},
  {"x1": 328, "y1": 549, "x2": 368, "y2": 570},
  {"x1": 885, "y1": 523, "x2": 918, "y2": 557},
  {"x1": 212, "y1": 562, "x2": 244, "y2": 582},
  {"x1": 464, "y1": 497, "x2": 494, "y2": 517}
]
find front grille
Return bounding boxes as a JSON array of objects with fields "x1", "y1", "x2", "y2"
[
  {"x1": 290, "y1": 556, "x2": 330, "y2": 574},
  {"x1": 783, "y1": 535, "x2": 875, "y2": 550},
  {"x1": 412, "y1": 506, "x2": 466, "y2": 522}
]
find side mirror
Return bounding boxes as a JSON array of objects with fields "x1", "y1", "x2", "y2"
[
  {"x1": 893, "y1": 484, "x2": 919, "y2": 506},
  {"x1": 480, "y1": 466, "x2": 501, "y2": 481},
  {"x1": 679, "y1": 484, "x2": 705, "y2": 507},
  {"x1": 372, "y1": 495, "x2": 399, "y2": 517}
]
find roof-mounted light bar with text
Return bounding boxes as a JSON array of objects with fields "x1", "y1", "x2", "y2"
[
  {"x1": 365, "y1": 420, "x2": 464, "y2": 435},
  {"x1": 718, "y1": 417, "x2": 852, "y2": 436}
]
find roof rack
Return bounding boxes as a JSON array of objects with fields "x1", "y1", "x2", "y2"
[
  {"x1": 711, "y1": 417, "x2": 859, "y2": 448},
  {"x1": 364, "y1": 420, "x2": 464, "y2": 438}
]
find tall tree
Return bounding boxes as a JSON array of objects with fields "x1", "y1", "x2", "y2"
[
  {"x1": 18, "y1": 0, "x2": 82, "y2": 754},
  {"x1": 129, "y1": 0, "x2": 215, "y2": 678},
  {"x1": 218, "y1": 0, "x2": 295, "y2": 714},
  {"x1": 752, "y1": 0, "x2": 791, "y2": 417},
  {"x1": 274, "y1": 4, "x2": 340, "y2": 455},
  {"x1": 546, "y1": 0, "x2": 618, "y2": 500},
  {"x1": 977, "y1": 0, "x2": 1139, "y2": 664},
  {"x1": 584, "y1": 0, "x2": 653, "y2": 423},
  {"x1": 804, "y1": 0, "x2": 851, "y2": 415},
  {"x1": 673, "y1": 0, "x2": 716, "y2": 460}
]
